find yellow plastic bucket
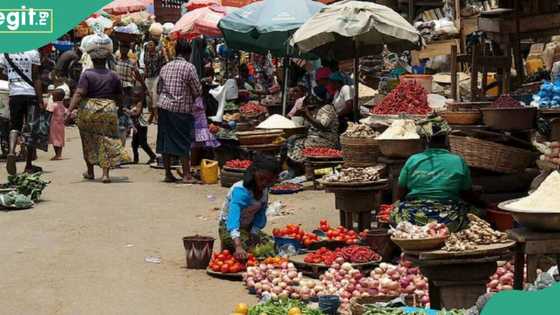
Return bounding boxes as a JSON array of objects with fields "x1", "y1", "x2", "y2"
[{"x1": 200, "y1": 159, "x2": 219, "y2": 184}]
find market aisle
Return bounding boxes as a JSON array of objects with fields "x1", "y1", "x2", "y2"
[{"x1": 0, "y1": 127, "x2": 337, "y2": 315}]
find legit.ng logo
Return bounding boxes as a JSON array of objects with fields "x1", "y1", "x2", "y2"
[{"x1": 0, "y1": 6, "x2": 53, "y2": 33}]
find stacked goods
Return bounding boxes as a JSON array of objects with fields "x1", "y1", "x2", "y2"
[
  {"x1": 532, "y1": 81, "x2": 560, "y2": 108},
  {"x1": 245, "y1": 299, "x2": 323, "y2": 315},
  {"x1": 224, "y1": 159, "x2": 252, "y2": 170},
  {"x1": 303, "y1": 147, "x2": 342, "y2": 158},
  {"x1": 507, "y1": 171, "x2": 560, "y2": 212},
  {"x1": 242, "y1": 262, "x2": 303, "y2": 299},
  {"x1": 342, "y1": 123, "x2": 378, "y2": 138},
  {"x1": 322, "y1": 165, "x2": 384, "y2": 183},
  {"x1": 303, "y1": 246, "x2": 381, "y2": 265},
  {"x1": 443, "y1": 214, "x2": 510, "y2": 252},
  {"x1": 371, "y1": 81, "x2": 431, "y2": 115},
  {"x1": 491, "y1": 95, "x2": 523, "y2": 108},
  {"x1": 318, "y1": 220, "x2": 363, "y2": 244},
  {"x1": 486, "y1": 261, "x2": 514, "y2": 292},
  {"x1": 390, "y1": 222, "x2": 449, "y2": 239},
  {"x1": 376, "y1": 120, "x2": 419, "y2": 140},
  {"x1": 208, "y1": 250, "x2": 257, "y2": 273},
  {"x1": 240, "y1": 102, "x2": 267, "y2": 116},
  {"x1": 369, "y1": 260, "x2": 429, "y2": 306},
  {"x1": 273, "y1": 224, "x2": 320, "y2": 247}
]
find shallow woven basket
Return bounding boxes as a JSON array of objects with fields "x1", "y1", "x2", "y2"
[
  {"x1": 449, "y1": 135, "x2": 537, "y2": 174},
  {"x1": 350, "y1": 295, "x2": 416, "y2": 315},
  {"x1": 440, "y1": 110, "x2": 481, "y2": 125},
  {"x1": 341, "y1": 136, "x2": 380, "y2": 167}
]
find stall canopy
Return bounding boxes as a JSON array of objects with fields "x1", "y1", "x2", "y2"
[
  {"x1": 172, "y1": 5, "x2": 235, "y2": 38},
  {"x1": 292, "y1": 0, "x2": 422, "y2": 120},
  {"x1": 103, "y1": 0, "x2": 149, "y2": 14},
  {"x1": 218, "y1": 0, "x2": 325, "y2": 57}
]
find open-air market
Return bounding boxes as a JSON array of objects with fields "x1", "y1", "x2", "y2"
[{"x1": 1, "y1": 0, "x2": 560, "y2": 314}]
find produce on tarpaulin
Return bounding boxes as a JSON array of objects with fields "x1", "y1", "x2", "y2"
[
  {"x1": 225, "y1": 159, "x2": 253, "y2": 170},
  {"x1": 243, "y1": 262, "x2": 303, "y2": 300},
  {"x1": 302, "y1": 147, "x2": 342, "y2": 158},
  {"x1": 208, "y1": 250, "x2": 256, "y2": 273},
  {"x1": 371, "y1": 81, "x2": 431, "y2": 115}
]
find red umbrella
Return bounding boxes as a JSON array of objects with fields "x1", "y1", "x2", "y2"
[
  {"x1": 172, "y1": 5, "x2": 234, "y2": 39},
  {"x1": 103, "y1": 0, "x2": 148, "y2": 14},
  {"x1": 185, "y1": 0, "x2": 220, "y2": 11}
]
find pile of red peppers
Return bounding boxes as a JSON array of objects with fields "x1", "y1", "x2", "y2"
[{"x1": 372, "y1": 81, "x2": 431, "y2": 115}]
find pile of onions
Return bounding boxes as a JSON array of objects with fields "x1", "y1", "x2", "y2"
[
  {"x1": 243, "y1": 262, "x2": 302, "y2": 300},
  {"x1": 487, "y1": 261, "x2": 515, "y2": 292},
  {"x1": 369, "y1": 261, "x2": 429, "y2": 306}
]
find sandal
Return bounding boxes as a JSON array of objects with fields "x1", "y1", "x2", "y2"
[
  {"x1": 82, "y1": 172, "x2": 94, "y2": 180},
  {"x1": 163, "y1": 175, "x2": 178, "y2": 183}
]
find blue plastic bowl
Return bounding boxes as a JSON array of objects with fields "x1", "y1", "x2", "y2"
[{"x1": 273, "y1": 236, "x2": 302, "y2": 252}]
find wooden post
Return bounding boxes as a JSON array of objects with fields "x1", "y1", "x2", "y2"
[
  {"x1": 451, "y1": 45, "x2": 458, "y2": 101},
  {"x1": 281, "y1": 55, "x2": 290, "y2": 116},
  {"x1": 471, "y1": 44, "x2": 480, "y2": 101},
  {"x1": 408, "y1": 0, "x2": 415, "y2": 23},
  {"x1": 353, "y1": 41, "x2": 360, "y2": 122}
]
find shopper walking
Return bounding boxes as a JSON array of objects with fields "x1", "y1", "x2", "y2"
[
  {"x1": 142, "y1": 40, "x2": 166, "y2": 123},
  {"x1": 156, "y1": 40, "x2": 202, "y2": 184}
]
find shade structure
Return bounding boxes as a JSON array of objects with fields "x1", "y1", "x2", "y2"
[
  {"x1": 291, "y1": 0, "x2": 422, "y2": 60},
  {"x1": 103, "y1": 0, "x2": 147, "y2": 14},
  {"x1": 184, "y1": 0, "x2": 220, "y2": 12},
  {"x1": 172, "y1": 5, "x2": 235, "y2": 38},
  {"x1": 218, "y1": 0, "x2": 325, "y2": 57},
  {"x1": 292, "y1": 0, "x2": 422, "y2": 121}
]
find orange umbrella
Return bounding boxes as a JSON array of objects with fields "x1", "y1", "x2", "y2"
[
  {"x1": 103, "y1": 0, "x2": 147, "y2": 14},
  {"x1": 172, "y1": 5, "x2": 234, "y2": 38}
]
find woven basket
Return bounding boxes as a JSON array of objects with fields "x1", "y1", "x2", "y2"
[
  {"x1": 350, "y1": 295, "x2": 415, "y2": 315},
  {"x1": 449, "y1": 135, "x2": 538, "y2": 174},
  {"x1": 341, "y1": 136, "x2": 380, "y2": 167},
  {"x1": 440, "y1": 111, "x2": 481, "y2": 125},
  {"x1": 377, "y1": 139, "x2": 423, "y2": 159}
]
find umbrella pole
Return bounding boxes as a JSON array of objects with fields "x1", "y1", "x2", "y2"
[
  {"x1": 281, "y1": 56, "x2": 290, "y2": 116},
  {"x1": 353, "y1": 41, "x2": 360, "y2": 122}
]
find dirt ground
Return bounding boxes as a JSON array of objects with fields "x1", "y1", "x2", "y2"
[{"x1": 0, "y1": 127, "x2": 339, "y2": 315}]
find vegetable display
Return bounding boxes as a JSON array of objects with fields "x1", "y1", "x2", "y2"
[
  {"x1": 443, "y1": 214, "x2": 510, "y2": 252},
  {"x1": 273, "y1": 224, "x2": 319, "y2": 248},
  {"x1": 253, "y1": 242, "x2": 276, "y2": 259},
  {"x1": 491, "y1": 95, "x2": 523, "y2": 108},
  {"x1": 486, "y1": 260, "x2": 514, "y2": 292},
  {"x1": 240, "y1": 102, "x2": 267, "y2": 116},
  {"x1": 376, "y1": 120, "x2": 419, "y2": 140},
  {"x1": 271, "y1": 183, "x2": 303, "y2": 192},
  {"x1": 304, "y1": 246, "x2": 381, "y2": 265},
  {"x1": 372, "y1": 81, "x2": 431, "y2": 115},
  {"x1": 208, "y1": 250, "x2": 256, "y2": 273},
  {"x1": 322, "y1": 165, "x2": 384, "y2": 183},
  {"x1": 389, "y1": 222, "x2": 449, "y2": 239},
  {"x1": 8, "y1": 173, "x2": 50, "y2": 201},
  {"x1": 302, "y1": 147, "x2": 342, "y2": 158},
  {"x1": 225, "y1": 159, "x2": 253, "y2": 170},
  {"x1": 318, "y1": 220, "x2": 361, "y2": 245},
  {"x1": 377, "y1": 204, "x2": 394, "y2": 223},
  {"x1": 342, "y1": 122, "x2": 378, "y2": 138},
  {"x1": 260, "y1": 256, "x2": 289, "y2": 267},
  {"x1": 247, "y1": 299, "x2": 324, "y2": 315},
  {"x1": 243, "y1": 262, "x2": 303, "y2": 300}
]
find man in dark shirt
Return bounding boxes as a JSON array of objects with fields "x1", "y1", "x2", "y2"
[{"x1": 54, "y1": 44, "x2": 82, "y2": 78}]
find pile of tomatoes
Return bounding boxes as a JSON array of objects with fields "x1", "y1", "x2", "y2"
[
  {"x1": 272, "y1": 224, "x2": 319, "y2": 247},
  {"x1": 318, "y1": 220, "x2": 360, "y2": 245},
  {"x1": 304, "y1": 246, "x2": 380, "y2": 266},
  {"x1": 302, "y1": 147, "x2": 342, "y2": 158},
  {"x1": 240, "y1": 102, "x2": 267, "y2": 115},
  {"x1": 260, "y1": 256, "x2": 289, "y2": 267},
  {"x1": 225, "y1": 159, "x2": 252, "y2": 170},
  {"x1": 208, "y1": 250, "x2": 257, "y2": 273},
  {"x1": 304, "y1": 247, "x2": 339, "y2": 265},
  {"x1": 377, "y1": 204, "x2": 394, "y2": 223}
]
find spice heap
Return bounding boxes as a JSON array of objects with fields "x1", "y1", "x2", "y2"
[
  {"x1": 342, "y1": 122, "x2": 378, "y2": 138},
  {"x1": 372, "y1": 81, "x2": 431, "y2": 115},
  {"x1": 389, "y1": 222, "x2": 449, "y2": 239},
  {"x1": 224, "y1": 159, "x2": 252, "y2": 170},
  {"x1": 491, "y1": 95, "x2": 523, "y2": 108},
  {"x1": 303, "y1": 147, "x2": 342, "y2": 158},
  {"x1": 323, "y1": 165, "x2": 384, "y2": 183},
  {"x1": 376, "y1": 119, "x2": 420, "y2": 140},
  {"x1": 443, "y1": 214, "x2": 509, "y2": 252},
  {"x1": 508, "y1": 171, "x2": 560, "y2": 212},
  {"x1": 240, "y1": 101, "x2": 267, "y2": 116}
]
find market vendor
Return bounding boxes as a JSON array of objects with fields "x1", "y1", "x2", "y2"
[
  {"x1": 219, "y1": 156, "x2": 281, "y2": 260},
  {"x1": 328, "y1": 71, "x2": 354, "y2": 133},
  {"x1": 391, "y1": 117, "x2": 479, "y2": 232},
  {"x1": 283, "y1": 94, "x2": 340, "y2": 176}
]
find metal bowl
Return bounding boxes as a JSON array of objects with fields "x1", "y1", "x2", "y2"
[{"x1": 498, "y1": 199, "x2": 560, "y2": 231}]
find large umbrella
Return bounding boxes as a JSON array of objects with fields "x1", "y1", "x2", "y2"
[
  {"x1": 218, "y1": 0, "x2": 325, "y2": 57},
  {"x1": 292, "y1": 0, "x2": 422, "y2": 120},
  {"x1": 103, "y1": 0, "x2": 147, "y2": 14},
  {"x1": 172, "y1": 5, "x2": 235, "y2": 39}
]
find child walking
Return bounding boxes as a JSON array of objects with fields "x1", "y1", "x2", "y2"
[
  {"x1": 48, "y1": 88, "x2": 66, "y2": 160},
  {"x1": 128, "y1": 87, "x2": 156, "y2": 164},
  {"x1": 192, "y1": 96, "x2": 220, "y2": 161}
]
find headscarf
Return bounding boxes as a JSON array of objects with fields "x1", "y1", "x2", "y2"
[{"x1": 417, "y1": 114, "x2": 451, "y2": 139}]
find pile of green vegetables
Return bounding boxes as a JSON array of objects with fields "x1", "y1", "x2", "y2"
[
  {"x1": 8, "y1": 173, "x2": 50, "y2": 201},
  {"x1": 248, "y1": 299, "x2": 324, "y2": 315},
  {"x1": 0, "y1": 191, "x2": 33, "y2": 209},
  {"x1": 253, "y1": 242, "x2": 276, "y2": 259}
]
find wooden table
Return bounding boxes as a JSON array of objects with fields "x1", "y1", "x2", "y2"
[
  {"x1": 404, "y1": 241, "x2": 515, "y2": 309},
  {"x1": 324, "y1": 182, "x2": 388, "y2": 231},
  {"x1": 508, "y1": 227, "x2": 560, "y2": 290},
  {"x1": 377, "y1": 156, "x2": 407, "y2": 202},
  {"x1": 304, "y1": 159, "x2": 342, "y2": 190}
]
